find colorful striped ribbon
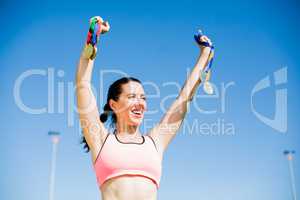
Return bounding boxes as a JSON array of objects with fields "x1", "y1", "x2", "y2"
[{"x1": 83, "y1": 17, "x2": 102, "y2": 59}]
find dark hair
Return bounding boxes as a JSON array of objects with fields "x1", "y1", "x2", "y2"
[{"x1": 80, "y1": 76, "x2": 142, "y2": 152}]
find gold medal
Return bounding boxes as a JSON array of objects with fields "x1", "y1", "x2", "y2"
[
  {"x1": 90, "y1": 47, "x2": 97, "y2": 60},
  {"x1": 83, "y1": 44, "x2": 94, "y2": 59}
]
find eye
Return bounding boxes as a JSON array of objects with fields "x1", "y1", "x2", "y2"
[
  {"x1": 128, "y1": 94, "x2": 135, "y2": 99},
  {"x1": 141, "y1": 96, "x2": 147, "y2": 101}
]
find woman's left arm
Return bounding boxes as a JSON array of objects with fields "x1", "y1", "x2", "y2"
[{"x1": 148, "y1": 37, "x2": 212, "y2": 154}]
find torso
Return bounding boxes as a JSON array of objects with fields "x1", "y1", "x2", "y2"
[
  {"x1": 100, "y1": 176, "x2": 158, "y2": 200},
  {"x1": 93, "y1": 132, "x2": 162, "y2": 200}
]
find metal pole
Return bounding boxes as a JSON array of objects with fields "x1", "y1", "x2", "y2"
[
  {"x1": 284, "y1": 150, "x2": 297, "y2": 200},
  {"x1": 48, "y1": 131, "x2": 60, "y2": 200}
]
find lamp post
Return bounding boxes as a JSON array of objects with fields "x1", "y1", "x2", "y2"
[
  {"x1": 48, "y1": 131, "x2": 60, "y2": 200},
  {"x1": 283, "y1": 150, "x2": 297, "y2": 200}
]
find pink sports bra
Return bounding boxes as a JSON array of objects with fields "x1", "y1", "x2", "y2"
[{"x1": 93, "y1": 132, "x2": 162, "y2": 188}]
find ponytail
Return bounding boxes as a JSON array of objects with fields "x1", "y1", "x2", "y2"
[{"x1": 100, "y1": 103, "x2": 111, "y2": 123}]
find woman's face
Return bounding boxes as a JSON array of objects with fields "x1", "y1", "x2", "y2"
[{"x1": 110, "y1": 81, "x2": 147, "y2": 126}]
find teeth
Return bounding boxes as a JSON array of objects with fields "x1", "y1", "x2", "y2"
[{"x1": 132, "y1": 110, "x2": 142, "y2": 114}]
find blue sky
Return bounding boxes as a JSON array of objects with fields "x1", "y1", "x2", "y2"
[{"x1": 1, "y1": 0, "x2": 300, "y2": 200}]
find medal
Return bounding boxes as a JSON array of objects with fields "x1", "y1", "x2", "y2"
[
  {"x1": 83, "y1": 44, "x2": 94, "y2": 58},
  {"x1": 203, "y1": 81, "x2": 214, "y2": 95}
]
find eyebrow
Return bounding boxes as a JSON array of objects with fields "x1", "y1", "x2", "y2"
[{"x1": 126, "y1": 93, "x2": 146, "y2": 97}]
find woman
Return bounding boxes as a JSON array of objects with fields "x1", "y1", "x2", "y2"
[{"x1": 76, "y1": 16, "x2": 213, "y2": 200}]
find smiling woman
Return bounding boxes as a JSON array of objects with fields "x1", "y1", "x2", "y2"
[
  {"x1": 80, "y1": 76, "x2": 145, "y2": 151},
  {"x1": 75, "y1": 16, "x2": 213, "y2": 200}
]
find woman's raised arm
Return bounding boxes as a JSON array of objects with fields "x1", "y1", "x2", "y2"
[
  {"x1": 75, "y1": 16, "x2": 110, "y2": 161},
  {"x1": 148, "y1": 35, "x2": 213, "y2": 155}
]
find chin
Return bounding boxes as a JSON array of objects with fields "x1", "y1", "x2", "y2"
[{"x1": 128, "y1": 118, "x2": 143, "y2": 126}]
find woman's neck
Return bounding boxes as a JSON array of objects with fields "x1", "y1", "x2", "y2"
[{"x1": 115, "y1": 122, "x2": 140, "y2": 136}]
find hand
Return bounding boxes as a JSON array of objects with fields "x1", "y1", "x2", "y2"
[
  {"x1": 197, "y1": 35, "x2": 213, "y2": 56},
  {"x1": 82, "y1": 16, "x2": 110, "y2": 59},
  {"x1": 101, "y1": 21, "x2": 110, "y2": 34},
  {"x1": 89, "y1": 16, "x2": 110, "y2": 34}
]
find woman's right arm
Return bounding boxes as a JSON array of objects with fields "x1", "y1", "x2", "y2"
[{"x1": 75, "y1": 17, "x2": 110, "y2": 161}]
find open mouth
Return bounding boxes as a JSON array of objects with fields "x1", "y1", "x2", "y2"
[{"x1": 130, "y1": 108, "x2": 144, "y2": 118}]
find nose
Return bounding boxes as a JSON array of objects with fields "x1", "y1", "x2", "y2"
[{"x1": 133, "y1": 98, "x2": 146, "y2": 109}]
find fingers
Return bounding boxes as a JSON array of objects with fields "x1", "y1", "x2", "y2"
[
  {"x1": 103, "y1": 21, "x2": 109, "y2": 27},
  {"x1": 90, "y1": 16, "x2": 103, "y2": 24},
  {"x1": 103, "y1": 21, "x2": 110, "y2": 30},
  {"x1": 101, "y1": 21, "x2": 110, "y2": 33},
  {"x1": 89, "y1": 16, "x2": 110, "y2": 34},
  {"x1": 200, "y1": 35, "x2": 212, "y2": 46}
]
